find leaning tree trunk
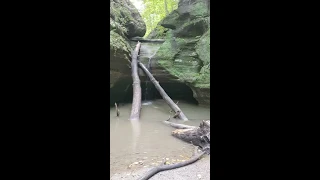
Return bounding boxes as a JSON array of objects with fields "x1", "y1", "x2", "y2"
[
  {"x1": 129, "y1": 42, "x2": 142, "y2": 121},
  {"x1": 138, "y1": 62, "x2": 188, "y2": 121}
]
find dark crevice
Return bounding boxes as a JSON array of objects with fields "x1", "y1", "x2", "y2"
[{"x1": 110, "y1": 80, "x2": 198, "y2": 106}]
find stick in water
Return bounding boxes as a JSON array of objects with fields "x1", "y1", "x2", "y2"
[{"x1": 115, "y1": 102, "x2": 120, "y2": 117}]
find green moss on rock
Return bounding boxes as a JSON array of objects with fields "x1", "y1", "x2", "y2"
[
  {"x1": 147, "y1": 24, "x2": 169, "y2": 39},
  {"x1": 110, "y1": 31, "x2": 131, "y2": 58},
  {"x1": 160, "y1": 10, "x2": 180, "y2": 29},
  {"x1": 155, "y1": 31, "x2": 201, "y2": 84},
  {"x1": 148, "y1": 0, "x2": 211, "y2": 105},
  {"x1": 193, "y1": 29, "x2": 210, "y2": 88},
  {"x1": 110, "y1": 0, "x2": 146, "y2": 106},
  {"x1": 175, "y1": 17, "x2": 209, "y2": 37},
  {"x1": 110, "y1": 0, "x2": 146, "y2": 38},
  {"x1": 188, "y1": 0, "x2": 209, "y2": 18},
  {"x1": 195, "y1": 29, "x2": 210, "y2": 64}
]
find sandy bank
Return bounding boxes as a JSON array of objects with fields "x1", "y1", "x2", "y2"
[{"x1": 111, "y1": 155, "x2": 210, "y2": 180}]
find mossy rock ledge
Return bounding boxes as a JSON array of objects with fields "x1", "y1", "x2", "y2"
[
  {"x1": 148, "y1": 0, "x2": 210, "y2": 106},
  {"x1": 110, "y1": 0, "x2": 146, "y2": 105}
]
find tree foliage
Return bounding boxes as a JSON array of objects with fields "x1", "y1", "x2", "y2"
[{"x1": 141, "y1": 0, "x2": 178, "y2": 37}]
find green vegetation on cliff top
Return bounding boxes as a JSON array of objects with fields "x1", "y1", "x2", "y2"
[{"x1": 141, "y1": 0, "x2": 178, "y2": 37}]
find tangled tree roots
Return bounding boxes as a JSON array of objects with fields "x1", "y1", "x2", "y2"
[{"x1": 164, "y1": 119, "x2": 210, "y2": 154}]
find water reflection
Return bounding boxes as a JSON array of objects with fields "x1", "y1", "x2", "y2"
[
  {"x1": 110, "y1": 99, "x2": 210, "y2": 175},
  {"x1": 130, "y1": 120, "x2": 141, "y2": 152}
]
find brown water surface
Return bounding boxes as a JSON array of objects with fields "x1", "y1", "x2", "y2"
[{"x1": 110, "y1": 99, "x2": 210, "y2": 177}]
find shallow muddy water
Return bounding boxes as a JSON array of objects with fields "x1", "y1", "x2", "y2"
[{"x1": 110, "y1": 99, "x2": 210, "y2": 177}]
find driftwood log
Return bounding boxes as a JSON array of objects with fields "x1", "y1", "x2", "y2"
[
  {"x1": 163, "y1": 119, "x2": 195, "y2": 129},
  {"x1": 138, "y1": 62, "x2": 188, "y2": 121},
  {"x1": 138, "y1": 147, "x2": 206, "y2": 180},
  {"x1": 164, "y1": 119, "x2": 210, "y2": 154},
  {"x1": 129, "y1": 42, "x2": 142, "y2": 121},
  {"x1": 137, "y1": 120, "x2": 210, "y2": 179}
]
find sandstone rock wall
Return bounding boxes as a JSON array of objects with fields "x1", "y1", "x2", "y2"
[
  {"x1": 147, "y1": 0, "x2": 210, "y2": 106},
  {"x1": 110, "y1": 0, "x2": 211, "y2": 106},
  {"x1": 110, "y1": 0, "x2": 146, "y2": 105}
]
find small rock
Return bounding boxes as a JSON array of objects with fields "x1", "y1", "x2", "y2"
[{"x1": 197, "y1": 174, "x2": 202, "y2": 179}]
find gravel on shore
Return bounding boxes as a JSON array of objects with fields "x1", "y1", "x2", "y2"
[{"x1": 110, "y1": 155, "x2": 210, "y2": 180}]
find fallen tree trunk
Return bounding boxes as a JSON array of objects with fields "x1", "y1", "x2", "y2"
[
  {"x1": 138, "y1": 147, "x2": 206, "y2": 180},
  {"x1": 130, "y1": 37, "x2": 165, "y2": 43},
  {"x1": 129, "y1": 42, "x2": 142, "y2": 121},
  {"x1": 138, "y1": 62, "x2": 188, "y2": 121},
  {"x1": 163, "y1": 119, "x2": 210, "y2": 154}
]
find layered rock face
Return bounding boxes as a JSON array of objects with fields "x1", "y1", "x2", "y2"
[
  {"x1": 110, "y1": 0, "x2": 146, "y2": 105},
  {"x1": 147, "y1": 0, "x2": 210, "y2": 106},
  {"x1": 110, "y1": 0, "x2": 210, "y2": 106}
]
